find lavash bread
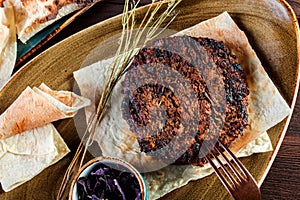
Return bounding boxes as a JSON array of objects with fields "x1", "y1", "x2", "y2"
[
  {"x1": 4, "y1": 0, "x2": 97, "y2": 43},
  {"x1": 0, "y1": 123, "x2": 70, "y2": 192},
  {"x1": 0, "y1": 5, "x2": 16, "y2": 88},
  {"x1": 175, "y1": 12, "x2": 291, "y2": 154},
  {"x1": 0, "y1": 83, "x2": 91, "y2": 139},
  {"x1": 74, "y1": 12, "x2": 290, "y2": 199},
  {"x1": 0, "y1": 83, "x2": 91, "y2": 192}
]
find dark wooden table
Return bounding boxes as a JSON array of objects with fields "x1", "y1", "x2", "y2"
[{"x1": 17, "y1": 0, "x2": 300, "y2": 199}]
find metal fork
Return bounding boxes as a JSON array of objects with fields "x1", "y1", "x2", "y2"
[{"x1": 204, "y1": 140, "x2": 261, "y2": 200}]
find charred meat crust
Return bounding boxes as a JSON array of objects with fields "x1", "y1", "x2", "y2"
[{"x1": 121, "y1": 35, "x2": 249, "y2": 166}]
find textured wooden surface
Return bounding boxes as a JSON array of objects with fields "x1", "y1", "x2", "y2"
[
  {"x1": 3, "y1": 0, "x2": 300, "y2": 199},
  {"x1": 261, "y1": 93, "x2": 300, "y2": 200}
]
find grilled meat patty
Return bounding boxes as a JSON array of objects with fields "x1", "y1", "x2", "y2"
[{"x1": 121, "y1": 35, "x2": 249, "y2": 166}]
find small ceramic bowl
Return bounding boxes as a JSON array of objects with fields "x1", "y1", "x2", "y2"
[{"x1": 69, "y1": 157, "x2": 148, "y2": 200}]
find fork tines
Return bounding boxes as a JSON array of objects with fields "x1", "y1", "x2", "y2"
[
  {"x1": 203, "y1": 139, "x2": 261, "y2": 200},
  {"x1": 204, "y1": 141, "x2": 245, "y2": 190}
]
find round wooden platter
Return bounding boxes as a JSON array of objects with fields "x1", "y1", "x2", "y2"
[{"x1": 0, "y1": 0, "x2": 299, "y2": 199}]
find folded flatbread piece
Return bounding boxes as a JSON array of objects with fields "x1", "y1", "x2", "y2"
[
  {"x1": 0, "y1": 83, "x2": 91, "y2": 192},
  {"x1": 0, "y1": 5, "x2": 16, "y2": 88},
  {"x1": 0, "y1": 123, "x2": 70, "y2": 192},
  {"x1": 74, "y1": 12, "x2": 290, "y2": 199},
  {"x1": 4, "y1": 0, "x2": 98, "y2": 43},
  {"x1": 0, "y1": 83, "x2": 91, "y2": 139}
]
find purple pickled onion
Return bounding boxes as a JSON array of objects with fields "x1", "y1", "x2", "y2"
[
  {"x1": 76, "y1": 163, "x2": 142, "y2": 200},
  {"x1": 91, "y1": 168, "x2": 105, "y2": 176}
]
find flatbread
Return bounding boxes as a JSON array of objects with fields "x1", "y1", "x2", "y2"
[
  {"x1": 0, "y1": 5, "x2": 16, "y2": 88},
  {"x1": 0, "y1": 83, "x2": 91, "y2": 139},
  {"x1": 0, "y1": 83, "x2": 91, "y2": 192},
  {"x1": 73, "y1": 12, "x2": 290, "y2": 199},
  {"x1": 175, "y1": 12, "x2": 291, "y2": 154},
  {"x1": 4, "y1": 0, "x2": 97, "y2": 43},
  {"x1": 0, "y1": 123, "x2": 70, "y2": 192}
]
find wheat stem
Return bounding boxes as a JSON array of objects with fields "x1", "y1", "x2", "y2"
[{"x1": 56, "y1": 0, "x2": 182, "y2": 199}]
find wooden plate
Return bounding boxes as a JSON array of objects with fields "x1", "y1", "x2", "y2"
[{"x1": 0, "y1": 0, "x2": 299, "y2": 199}]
